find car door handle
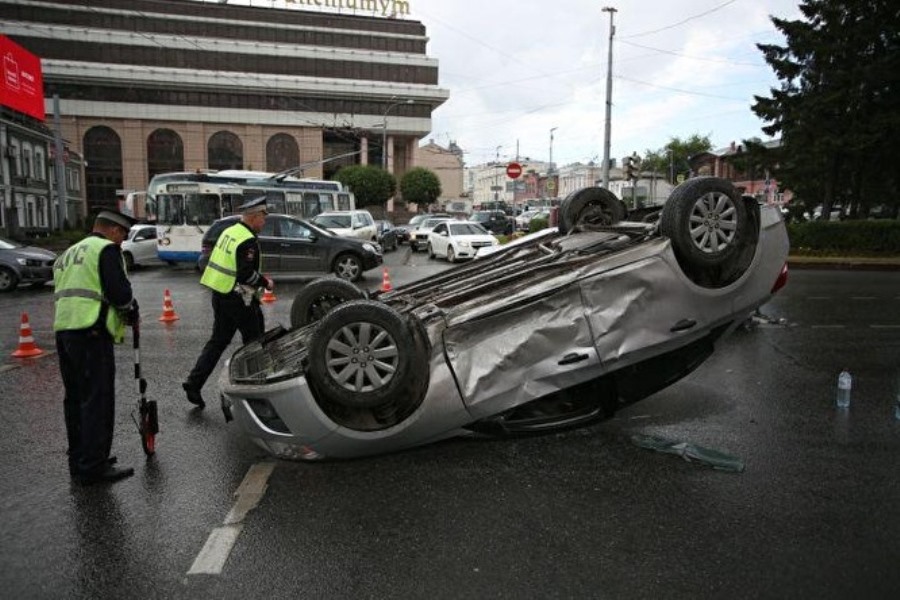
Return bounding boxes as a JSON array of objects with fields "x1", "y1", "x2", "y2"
[
  {"x1": 670, "y1": 319, "x2": 697, "y2": 332},
  {"x1": 558, "y1": 352, "x2": 589, "y2": 366}
]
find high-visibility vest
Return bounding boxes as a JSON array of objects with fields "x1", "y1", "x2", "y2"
[
  {"x1": 200, "y1": 222, "x2": 256, "y2": 293},
  {"x1": 53, "y1": 236, "x2": 126, "y2": 343}
]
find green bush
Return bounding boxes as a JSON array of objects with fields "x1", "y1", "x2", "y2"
[
  {"x1": 529, "y1": 217, "x2": 549, "y2": 233},
  {"x1": 787, "y1": 220, "x2": 900, "y2": 255}
]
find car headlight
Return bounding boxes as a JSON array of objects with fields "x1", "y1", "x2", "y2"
[
  {"x1": 16, "y1": 257, "x2": 43, "y2": 267},
  {"x1": 459, "y1": 241, "x2": 471, "y2": 247},
  {"x1": 362, "y1": 243, "x2": 376, "y2": 253}
]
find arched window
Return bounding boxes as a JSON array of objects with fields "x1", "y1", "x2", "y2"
[
  {"x1": 83, "y1": 126, "x2": 123, "y2": 212},
  {"x1": 266, "y1": 133, "x2": 299, "y2": 172},
  {"x1": 208, "y1": 131, "x2": 243, "y2": 170},
  {"x1": 147, "y1": 129, "x2": 184, "y2": 179}
]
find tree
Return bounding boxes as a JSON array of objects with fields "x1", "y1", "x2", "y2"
[
  {"x1": 400, "y1": 167, "x2": 442, "y2": 207},
  {"x1": 641, "y1": 134, "x2": 713, "y2": 182},
  {"x1": 333, "y1": 164, "x2": 396, "y2": 209},
  {"x1": 752, "y1": 0, "x2": 900, "y2": 219}
]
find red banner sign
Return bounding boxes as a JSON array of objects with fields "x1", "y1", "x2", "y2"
[{"x1": 0, "y1": 36, "x2": 45, "y2": 121}]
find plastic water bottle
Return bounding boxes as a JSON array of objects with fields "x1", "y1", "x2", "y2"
[{"x1": 836, "y1": 369, "x2": 852, "y2": 409}]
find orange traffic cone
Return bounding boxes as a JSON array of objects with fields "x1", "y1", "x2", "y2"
[
  {"x1": 261, "y1": 287, "x2": 277, "y2": 303},
  {"x1": 12, "y1": 312, "x2": 44, "y2": 358},
  {"x1": 158, "y1": 288, "x2": 180, "y2": 322},
  {"x1": 381, "y1": 267, "x2": 393, "y2": 292}
]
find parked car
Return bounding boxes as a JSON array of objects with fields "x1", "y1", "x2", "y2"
[
  {"x1": 0, "y1": 235, "x2": 57, "y2": 293},
  {"x1": 218, "y1": 178, "x2": 790, "y2": 461},
  {"x1": 396, "y1": 213, "x2": 452, "y2": 245},
  {"x1": 121, "y1": 224, "x2": 162, "y2": 269},
  {"x1": 198, "y1": 214, "x2": 382, "y2": 282},
  {"x1": 514, "y1": 209, "x2": 543, "y2": 231},
  {"x1": 311, "y1": 210, "x2": 377, "y2": 243},
  {"x1": 410, "y1": 216, "x2": 454, "y2": 252},
  {"x1": 426, "y1": 221, "x2": 498, "y2": 262},
  {"x1": 375, "y1": 220, "x2": 399, "y2": 252},
  {"x1": 471, "y1": 210, "x2": 514, "y2": 235}
]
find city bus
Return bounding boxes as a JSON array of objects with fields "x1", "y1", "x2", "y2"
[{"x1": 147, "y1": 170, "x2": 356, "y2": 264}]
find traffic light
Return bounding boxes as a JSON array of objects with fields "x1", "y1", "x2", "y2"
[
  {"x1": 625, "y1": 156, "x2": 635, "y2": 181},
  {"x1": 625, "y1": 154, "x2": 640, "y2": 181}
]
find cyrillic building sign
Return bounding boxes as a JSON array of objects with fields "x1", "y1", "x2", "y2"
[{"x1": 282, "y1": 0, "x2": 411, "y2": 17}]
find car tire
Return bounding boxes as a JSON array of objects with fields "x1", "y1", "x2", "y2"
[
  {"x1": 290, "y1": 277, "x2": 366, "y2": 329},
  {"x1": 558, "y1": 187, "x2": 626, "y2": 235},
  {"x1": 447, "y1": 246, "x2": 456, "y2": 263},
  {"x1": 659, "y1": 177, "x2": 749, "y2": 270},
  {"x1": 333, "y1": 253, "x2": 363, "y2": 282},
  {"x1": 123, "y1": 251, "x2": 135, "y2": 271},
  {"x1": 427, "y1": 243, "x2": 435, "y2": 259},
  {"x1": 0, "y1": 267, "x2": 19, "y2": 292},
  {"x1": 307, "y1": 300, "x2": 422, "y2": 409}
]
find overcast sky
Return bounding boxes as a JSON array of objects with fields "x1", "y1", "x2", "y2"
[
  {"x1": 201, "y1": 1, "x2": 804, "y2": 168},
  {"x1": 412, "y1": 0, "x2": 804, "y2": 167}
]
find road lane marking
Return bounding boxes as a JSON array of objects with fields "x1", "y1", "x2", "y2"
[
  {"x1": 187, "y1": 461, "x2": 276, "y2": 576},
  {"x1": 811, "y1": 325, "x2": 845, "y2": 329},
  {"x1": 851, "y1": 296, "x2": 876, "y2": 300},
  {"x1": 187, "y1": 525, "x2": 243, "y2": 575}
]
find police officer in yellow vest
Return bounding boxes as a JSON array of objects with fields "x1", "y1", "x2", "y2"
[
  {"x1": 54, "y1": 209, "x2": 139, "y2": 485},
  {"x1": 183, "y1": 196, "x2": 274, "y2": 408}
]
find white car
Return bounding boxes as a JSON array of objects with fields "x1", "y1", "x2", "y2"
[
  {"x1": 515, "y1": 209, "x2": 540, "y2": 230},
  {"x1": 312, "y1": 210, "x2": 377, "y2": 243},
  {"x1": 410, "y1": 217, "x2": 453, "y2": 252},
  {"x1": 427, "y1": 221, "x2": 498, "y2": 262},
  {"x1": 121, "y1": 224, "x2": 162, "y2": 269}
]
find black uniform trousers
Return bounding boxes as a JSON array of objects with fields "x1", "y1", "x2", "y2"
[
  {"x1": 186, "y1": 291, "x2": 264, "y2": 390},
  {"x1": 57, "y1": 329, "x2": 116, "y2": 476}
]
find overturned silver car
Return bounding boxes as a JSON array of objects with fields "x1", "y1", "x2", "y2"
[{"x1": 219, "y1": 177, "x2": 790, "y2": 460}]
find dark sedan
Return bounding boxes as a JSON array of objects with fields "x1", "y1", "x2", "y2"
[
  {"x1": 0, "y1": 235, "x2": 57, "y2": 292},
  {"x1": 375, "y1": 220, "x2": 399, "y2": 252},
  {"x1": 198, "y1": 214, "x2": 382, "y2": 282}
]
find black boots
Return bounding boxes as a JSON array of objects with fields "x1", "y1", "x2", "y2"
[{"x1": 182, "y1": 381, "x2": 206, "y2": 409}]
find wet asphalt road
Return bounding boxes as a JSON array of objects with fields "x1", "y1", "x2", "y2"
[{"x1": 0, "y1": 252, "x2": 899, "y2": 599}]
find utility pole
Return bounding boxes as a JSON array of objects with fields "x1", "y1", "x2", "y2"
[
  {"x1": 549, "y1": 127, "x2": 557, "y2": 174},
  {"x1": 381, "y1": 97, "x2": 413, "y2": 171},
  {"x1": 601, "y1": 6, "x2": 617, "y2": 190}
]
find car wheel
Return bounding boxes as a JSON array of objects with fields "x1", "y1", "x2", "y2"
[
  {"x1": 307, "y1": 300, "x2": 421, "y2": 409},
  {"x1": 659, "y1": 177, "x2": 749, "y2": 270},
  {"x1": 427, "y1": 243, "x2": 435, "y2": 259},
  {"x1": 0, "y1": 267, "x2": 19, "y2": 292},
  {"x1": 123, "y1": 251, "x2": 135, "y2": 271},
  {"x1": 558, "y1": 187, "x2": 626, "y2": 235},
  {"x1": 447, "y1": 246, "x2": 456, "y2": 263},
  {"x1": 333, "y1": 253, "x2": 363, "y2": 282},
  {"x1": 290, "y1": 277, "x2": 366, "y2": 329}
]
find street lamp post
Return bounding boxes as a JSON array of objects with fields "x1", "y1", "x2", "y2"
[
  {"x1": 381, "y1": 98, "x2": 413, "y2": 171},
  {"x1": 549, "y1": 127, "x2": 557, "y2": 174},
  {"x1": 601, "y1": 6, "x2": 617, "y2": 189}
]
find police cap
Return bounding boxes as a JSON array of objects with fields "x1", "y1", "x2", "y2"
[
  {"x1": 237, "y1": 196, "x2": 269, "y2": 215},
  {"x1": 96, "y1": 209, "x2": 138, "y2": 231}
]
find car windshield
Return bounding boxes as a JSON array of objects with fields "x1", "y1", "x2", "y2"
[
  {"x1": 407, "y1": 215, "x2": 428, "y2": 227},
  {"x1": 0, "y1": 236, "x2": 23, "y2": 250},
  {"x1": 449, "y1": 223, "x2": 489, "y2": 235},
  {"x1": 422, "y1": 218, "x2": 448, "y2": 228},
  {"x1": 470, "y1": 212, "x2": 491, "y2": 223},
  {"x1": 314, "y1": 214, "x2": 351, "y2": 229}
]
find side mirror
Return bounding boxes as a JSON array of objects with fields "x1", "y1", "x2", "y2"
[{"x1": 308, "y1": 233, "x2": 318, "y2": 242}]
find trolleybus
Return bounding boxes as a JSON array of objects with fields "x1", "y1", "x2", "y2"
[{"x1": 147, "y1": 170, "x2": 355, "y2": 264}]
